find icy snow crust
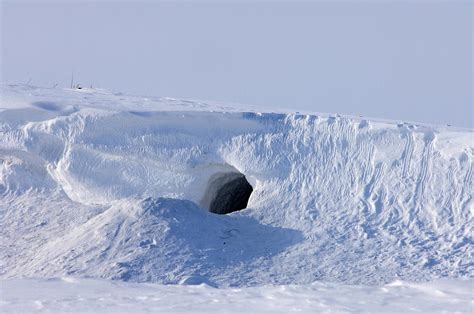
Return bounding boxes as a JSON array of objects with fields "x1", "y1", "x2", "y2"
[{"x1": 1, "y1": 84, "x2": 473, "y2": 287}]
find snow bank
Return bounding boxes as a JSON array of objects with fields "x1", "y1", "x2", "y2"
[{"x1": 1, "y1": 84, "x2": 473, "y2": 287}]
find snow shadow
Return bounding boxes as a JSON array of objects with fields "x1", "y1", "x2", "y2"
[
  {"x1": 135, "y1": 197, "x2": 303, "y2": 284},
  {"x1": 31, "y1": 101, "x2": 78, "y2": 115},
  {"x1": 32, "y1": 101, "x2": 63, "y2": 111}
]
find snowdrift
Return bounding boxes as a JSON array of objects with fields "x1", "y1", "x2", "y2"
[{"x1": 0, "y1": 84, "x2": 472, "y2": 287}]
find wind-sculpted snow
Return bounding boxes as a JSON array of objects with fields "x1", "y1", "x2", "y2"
[{"x1": 0, "y1": 84, "x2": 473, "y2": 287}]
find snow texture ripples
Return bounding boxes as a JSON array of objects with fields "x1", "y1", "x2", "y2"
[{"x1": 0, "y1": 84, "x2": 473, "y2": 288}]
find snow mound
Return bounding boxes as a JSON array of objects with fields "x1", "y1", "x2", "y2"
[
  {"x1": 10, "y1": 197, "x2": 301, "y2": 286},
  {"x1": 1, "y1": 84, "x2": 473, "y2": 287}
]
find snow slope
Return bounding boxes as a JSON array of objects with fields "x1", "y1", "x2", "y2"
[{"x1": 1, "y1": 84, "x2": 473, "y2": 289}]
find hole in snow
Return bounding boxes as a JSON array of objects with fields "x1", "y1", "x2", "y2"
[{"x1": 201, "y1": 171, "x2": 253, "y2": 215}]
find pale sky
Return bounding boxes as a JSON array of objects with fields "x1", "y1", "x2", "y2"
[{"x1": 1, "y1": 1, "x2": 472, "y2": 127}]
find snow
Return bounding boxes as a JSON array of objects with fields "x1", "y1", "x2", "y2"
[
  {"x1": 0, "y1": 84, "x2": 473, "y2": 312},
  {"x1": 1, "y1": 278, "x2": 472, "y2": 313}
]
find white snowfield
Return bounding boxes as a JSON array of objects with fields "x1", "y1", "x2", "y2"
[
  {"x1": 0, "y1": 84, "x2": 473, "y2": 312},
  {"x1": 1, "y1": 277, "x2": 472, "y2": 313}
]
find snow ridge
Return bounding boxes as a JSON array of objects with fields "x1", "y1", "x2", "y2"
[{"x1": 1, "y1": 84, "x2": 473, "y2": 287}]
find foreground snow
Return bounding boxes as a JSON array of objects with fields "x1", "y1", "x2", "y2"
[{"x1": 1, "y1": 278, "x2": 472, "y2": 313}]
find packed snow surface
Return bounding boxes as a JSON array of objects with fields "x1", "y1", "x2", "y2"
[
  {"x1": 0, "y1": 85, "x2": 473, "y2": 297},
  {"x1": 1, "y1": 277, "x2": 472, "y2": 313}
]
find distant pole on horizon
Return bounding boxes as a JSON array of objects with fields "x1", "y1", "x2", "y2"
[{"x1": 70, "y1": 70, "x2": 74, "y2": 89}]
